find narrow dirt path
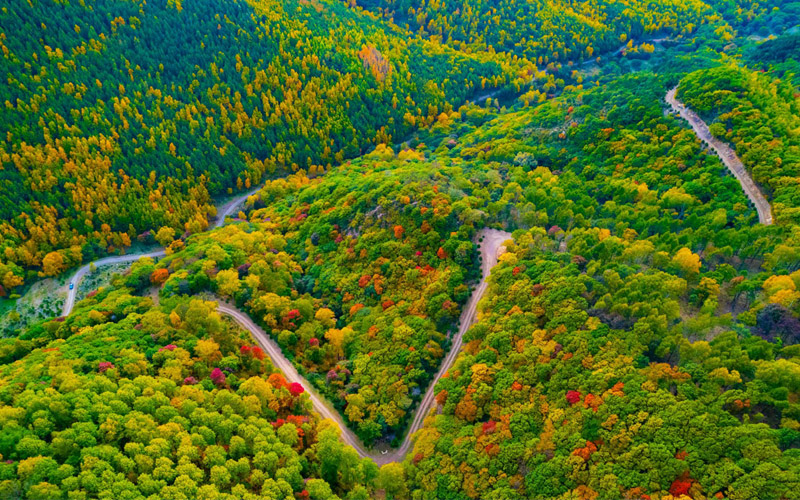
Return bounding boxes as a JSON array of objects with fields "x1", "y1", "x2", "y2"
[
  {"x1": 217, "y1": 302, "x2": 375, "y2": 458},
  {"x1": 666, "y1": 87, "x2": 773, "y2": 225},
  {"x1": 220, "y1": 228, "x2": 513, "y2": 464},
  {"x1": 376, "y1": 228, "x2": 511, "y2": 463}
]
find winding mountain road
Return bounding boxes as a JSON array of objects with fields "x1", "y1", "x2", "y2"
[
  {"x1": 213, "y1": 186, "x2": 260, "y2": 229},
  {"x1": 61, "y1": 250, "x2": 168, "y2": 316},
  {"x1": 222, "y1": 228, "x2": 512, "y2": 464},
  {"x1": 666, "y1": 87, "x2": 773, "y2": 225},
  {"x1": 376, "y1": 228, "x2": 512, "y2": 463},
  {"x1": 216, "y1": 302, "x2": 374, "y2": 458},
  {"x1": 61, "y1": 187, "x2": 260, "y2": 316},
  {"x1": 61, "y1": 193, "x2": 513, "y2": 464}
]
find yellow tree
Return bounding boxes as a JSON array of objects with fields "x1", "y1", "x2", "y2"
[
  {"x1": 155, "y1": 226, "x2": 176, "y2": 246},
  {"x1": 41, "y1": 251, "x2": 65, "y2": 276},
  {"x1": 315, "y1": 308, "x2": 336, "y2": 328},
  {"x1": 672, "y1": 248, "x2": 701, "y2": 277},
  {"x1": 216, "y1": 269, "x2": 241, "y2": 297}
]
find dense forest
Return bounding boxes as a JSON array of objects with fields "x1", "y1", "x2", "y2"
[
  {"x1": 2, "y1": 0, "x2": 800, "y2": 499},
  {"x1": 0, "y1": 0, "x2": 505, "y2": 291},
  {"x1": 348, "y1": 0, "x2": 712, "y2": 62},
  {"x1": 0, "y1": 289, "x2": 389, "y2": 499},
  {"x1": 409, "y1": 226, "x2": 800, "y2": 499},
  {"x1": 152, "y1": 163, "x2": 479, "y2": 445},
  {"x1": 142, "y1": 66, "x2": 800, "y2": 451}
]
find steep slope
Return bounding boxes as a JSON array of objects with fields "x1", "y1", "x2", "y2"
[
  {"x1": 349, "y1": 0, "x2": 711, "y2": 62},
  {"x1": 2, "y1": 4, "x2": 800, "y2": 500}
]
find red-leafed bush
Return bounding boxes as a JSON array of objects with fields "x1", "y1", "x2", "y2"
[
  {"x1": 566, "y1": 390, "x2": 582, "y2": 405},
  {"x1": 669, "y1": 479, "x2": 692, "y2": 497},
  {"x1": 287, "y1": 414, "x2": 307, "y2": 427},
  {"x1": 98, "y1": 362, "x2": 115, "y2": 373},
  {"x1": 289, "y1": 382, "x2": 305, "y2": 396},
  {"x1": 210, "y1": 368, "x2": 226, "y2": 386},
  {"x1": 251, "y1": 346, "x2": 265, "y2": 360}
]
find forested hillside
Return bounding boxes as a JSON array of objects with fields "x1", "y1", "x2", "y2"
[
  {"x1": 677, "y1": 64, "x2": 800, "y2": 224},
  {"x1": 409, "y1": 227, "x2": 800, "y2": 499},
  {"x1": 348, "y1": 0, "x2": 711, "y2": 62},
  {"x1": 147, "y1": 65, "x2": 800, "y2": 476},
  {"x1": 707, "y1": 0, "x2": 800, "y2": 36},
  {"x1": 2, "y1": 0, "x2": 800, "y2": 499},
  {"x1": 152, "y1": 163, "x2": 479, "y2": 446},
  {"x1": 0, "y1": 289, "x2": 385, "y2": 499},
  {"x1": 0, "y1": 0, "x2": 504, "y2": 292}
]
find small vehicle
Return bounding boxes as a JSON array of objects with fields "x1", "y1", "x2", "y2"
[{"x1": 69, "y1": 283, "x2": 74, "y2": 290}]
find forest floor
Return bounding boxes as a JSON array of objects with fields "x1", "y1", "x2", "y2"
[{"x1": 75, "y1": 263, "x2": 130, "y2": 302}]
